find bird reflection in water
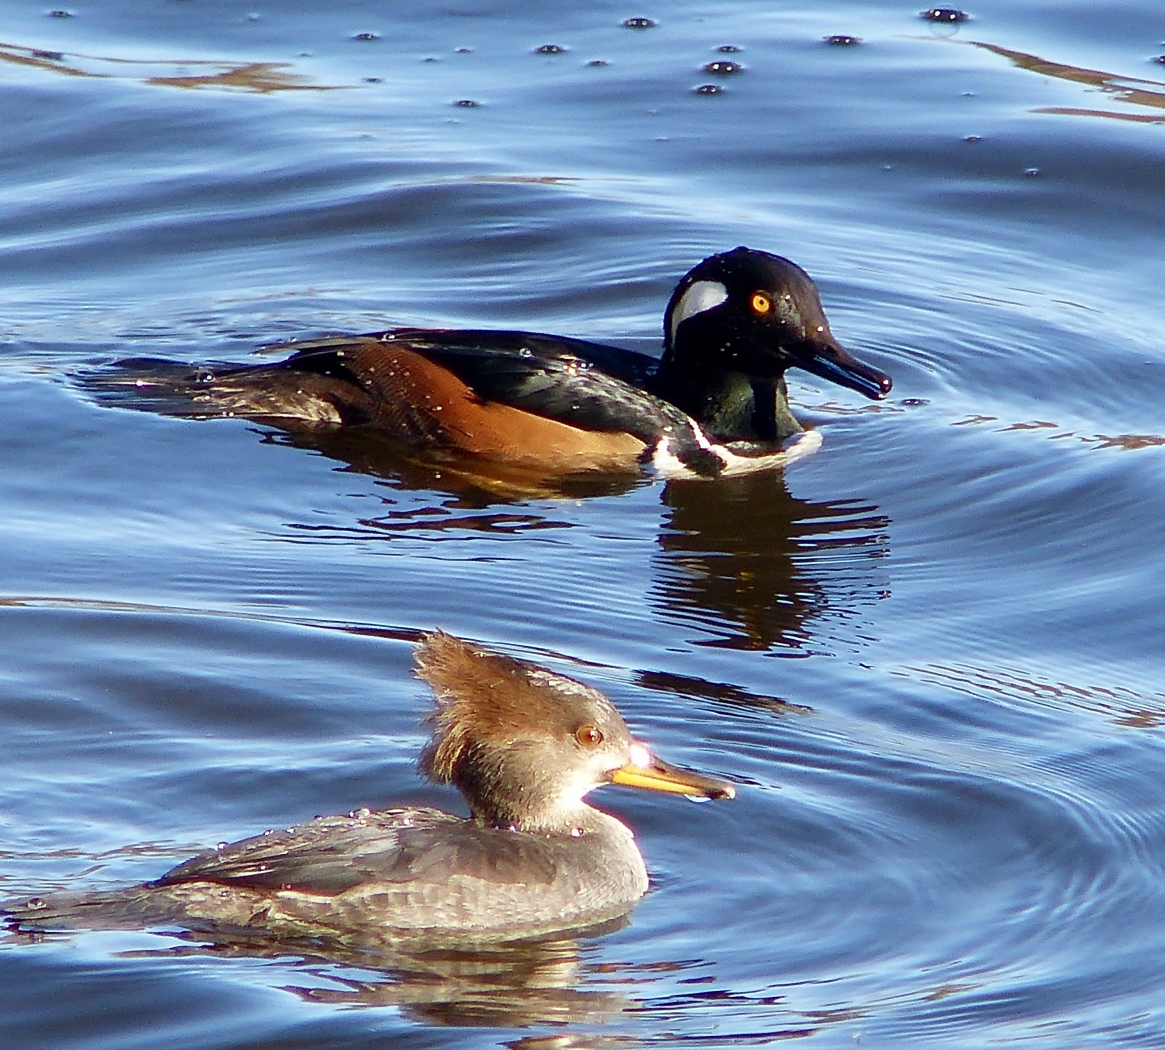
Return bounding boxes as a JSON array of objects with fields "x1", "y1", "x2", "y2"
[
  {"x1": 96, "y1": 921, "x2": 637, "y2": 1027},
  {"x1": 26, "y1": 921, "x2": 825, "y2": 1037},
  {"x1": 653, "y1": 473, "x2": 891, "y2": 655},
  {"x1": 259, "y1": 425, "x2": 892, "y2": 664}
]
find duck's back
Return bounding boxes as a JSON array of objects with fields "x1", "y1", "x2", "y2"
[
  {"x1": 6, "y1": 806, "x2": 649, "y2": 944},
  {"x1": 81, "y1": 327, "x2": 720, "y2": 472}
]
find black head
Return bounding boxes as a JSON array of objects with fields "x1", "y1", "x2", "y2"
[{"x1": 662, "y1": 246, "x2": 892, "y2": 401}]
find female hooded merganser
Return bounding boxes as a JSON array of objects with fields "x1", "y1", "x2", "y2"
[
  {"x1": 6, "y1": 632, "x2": 733, "y2": 944},
  {"x1": 97, "y1": 247, "x2": 891, "y2": 478}
]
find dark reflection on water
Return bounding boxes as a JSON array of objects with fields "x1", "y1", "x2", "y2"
[
  {"x1": 654, "y1": 475, "x2": 890, "y2": 654},
  {"x1": 84, "y1": 400, "x2": 891, "y2": 665},
  {"x1": 634, "y1": 668, "x2": 812, "y2": 715}
]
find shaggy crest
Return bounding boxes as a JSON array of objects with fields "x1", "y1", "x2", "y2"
[{"x1": 413, "y1": 631, "x2": 625, "y2": 790}]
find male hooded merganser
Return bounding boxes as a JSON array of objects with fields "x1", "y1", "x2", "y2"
[
  {"x1": 97, "y1": 247, "x2": 891, "y2": 477},
  {"x1": 5, "y1": 632, "x2": 733, "y2": 944}
]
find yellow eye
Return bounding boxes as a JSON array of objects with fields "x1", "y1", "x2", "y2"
[
  {"x1": 751, "y1": 292, "x2": 772, "y2": 314},
  {"x1": 575, "y1": 725, "x2": 604, "y2": 747}
]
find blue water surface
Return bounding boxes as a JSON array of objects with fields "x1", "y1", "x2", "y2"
[{"x1": 2, "y1": 1, "x2": 1164, "y2": 1047}]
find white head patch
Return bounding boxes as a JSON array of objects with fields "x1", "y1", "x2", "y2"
[{"x1": 669, "y1": 279, "x2": 729, "y2": 346}]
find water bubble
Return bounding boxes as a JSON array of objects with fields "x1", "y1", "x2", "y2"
[
  {"x1": 1155, "y1": 55, "x2": 1165, "y2": 65},
  {"x1": 587, "y1": 59, "x2": 609, "y2": 67},
  {"x1": 963, "y1": 134, "x2": 982, "y2": 142},
  {"x1": 1024, "y1": 166, "x2": 1040, "y2": 177},
  {"x1": 716, "y1": 44, "x2": 741, "y2": 53},
  {"x1": 353, "y1": 31, "x2": 379, "y2": 41},
  {"x1": 454, "y1": 46, "x2": 473, "y2": 54},
  {"x1": 824, "y1": 34, "x2": 862, "y2": 46},
  {"x1": 921, "y1": 7, "x2": 969, "y2": 22},
  {"x1": 535, "y1": 43, "x2": 567, "y2": 54},
  {"x1": 702, "y1": 60, "x2": 742, "y2": 75},
  {"x1": 622, "y1": 17, "x2": 655, "y2": 29},
  {"x1": 694, "y1": 83, "x2": 723, "y2": 95},
  {"x1": 453, "y1": 99, "x2": 480, "y2": 107},
  {"x1": 48, "y1": 9, "x2": 73, "y2": 16},
  {"x1": 363, "y1": 76, "x2": 382, "y2": 83}
]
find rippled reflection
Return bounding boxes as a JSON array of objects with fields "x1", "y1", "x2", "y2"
[
  {"x1": 6, "y1": 921, "x2": 635, "y2": 1027},
  {"x1": 3, "y1": 918, "x2": 855, "y2": 1039},
  {"x1": 146, "y1": 413, "x2": 892, "y2": 657},
  {"x1": 4, "y1": 916, "x2": 832, "y2": 1038},
  {"x1": 0, "y1": 40, "x2": 326, "y2": 93},
  {"x1": 952, "y1": 414, "x2": 1165, "y2": 452},
  {"x1": 973, "y1": 41, "x2": 1165, "y2": 121},
  {"x1": 652, "y1": 475, "x2": 891, "y2": 654},
  {"x1": 270, "y1": 423, "x2": 893, "y2": 662},
  {"x1": 907, "y1": 662, "x2": 1165, "y2": 728}
]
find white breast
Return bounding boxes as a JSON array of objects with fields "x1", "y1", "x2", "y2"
[{"x1": 651, "y1": 428, "x2": 823, "y2": 479}]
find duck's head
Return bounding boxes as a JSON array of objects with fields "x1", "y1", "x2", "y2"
[
  {"x1": 662, "y1": 246, "x2": 892, "y2": 401},
  {"x1": 414, "y1": 631, "x2": 733, "y2": 834}
]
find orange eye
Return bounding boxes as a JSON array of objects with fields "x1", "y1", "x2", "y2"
[
  {"x1": 575, "y1": 725, "x2": 604, "y2": 747},
  {"x1": 751, "y1": 292, "x2": 772, "y2": 314}
]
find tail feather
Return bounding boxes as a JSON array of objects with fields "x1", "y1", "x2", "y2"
[
  {"x1": 4, "y1": 886, "x2": 178, "y2": 933},
  {"x1": 78, "y1": 357, "x2": 348, "y2": 426}
]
